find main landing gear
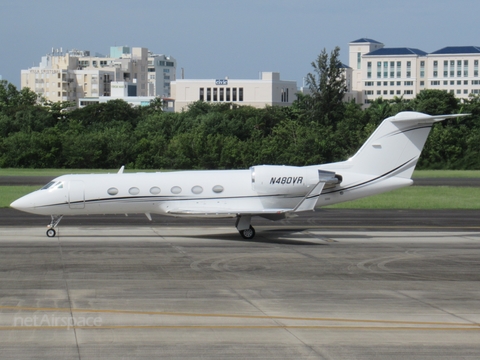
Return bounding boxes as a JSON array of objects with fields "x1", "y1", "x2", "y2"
[
  {"x1": 46, "y1": 215, "x2": 63, "y2": 237},
  {"x1": 236, "y1": 215, "x2": 256, "y2": 240}
]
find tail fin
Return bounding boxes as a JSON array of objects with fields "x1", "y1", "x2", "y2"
[{"x1": 346, "y1": 111, "x2": 468, "y2": 178}]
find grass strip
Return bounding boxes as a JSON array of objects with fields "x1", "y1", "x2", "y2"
[{"x1": 326, "y1": 186, "x2": 480, "y2": 209}]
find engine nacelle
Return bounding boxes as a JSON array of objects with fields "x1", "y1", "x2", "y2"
[{"x1": 250, "y1": 165, "x2": 321, "y2": 194}]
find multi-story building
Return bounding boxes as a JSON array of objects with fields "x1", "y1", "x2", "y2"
[
  {"x1": 350, "y1": 38, "x2": 480, "y2": 106},
  {"x1": 21, "y1": 46, "x2": 149, "y2": 106},
  {"x1": 171, "y1": 72, "x2": 297, "y2": 112},
  {"x1": 147, "y1": 54, "x2": 176, "y2": 97}
]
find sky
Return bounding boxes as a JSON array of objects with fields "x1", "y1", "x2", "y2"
[{"x1": 2, "y1": 0, "x2": 480, "y2": 88}]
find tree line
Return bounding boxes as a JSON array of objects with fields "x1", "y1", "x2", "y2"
[{"x1": 1, "y1": 49, "x2": 479, "y2": 170}]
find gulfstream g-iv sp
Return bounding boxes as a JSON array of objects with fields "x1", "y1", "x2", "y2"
[{"x1": 11, "y1": 111, "x2": 467, "y2": 239}]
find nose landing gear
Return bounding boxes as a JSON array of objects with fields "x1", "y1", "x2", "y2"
[{"x1": 46, "y1": 215, "x2": 63, "y2": 237}]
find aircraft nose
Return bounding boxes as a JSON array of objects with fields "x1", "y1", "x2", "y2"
[{"x1": 10, "y1": 196, "x2": 34, "y2": 211}]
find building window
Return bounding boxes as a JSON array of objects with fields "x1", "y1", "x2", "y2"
[
  {"x1": 239, "y1": 88, "x2": 243, "y2": 101},
  {"x1": 357, "y1": 53, "x2": 361, "y2": 69},
  {"x1": 207, "y1": 88, "x2": 211, "y2": 101},
  {"x1": 199, "y1": 88, "x2": 204, "y2": 101},
  {"x1": 226, "y1": 88, "x2": 231, "y2": 101},
  {"x1": 220, "y1": 88, "x2": 224, "y2": 101},
  {"x1": 232, "y1": 88, "x2": 237, "y2": 101},
  {"x1": 213, "y1": 88, "x2": 218, "y2": 101}
]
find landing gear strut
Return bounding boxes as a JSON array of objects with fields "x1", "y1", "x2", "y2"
[
  {"x1": 46, "y1": 215, "x2": 63, "y2": 237},
  {"x1": 236, "y1": 215, "x2": 256, "y2": 240}
]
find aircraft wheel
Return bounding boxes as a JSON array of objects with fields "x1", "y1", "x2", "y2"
[
  {"x1": 46, "y1": 228, "x2": 56, "y2": 238},
  {"x1": 239, "y1": 226, "x2": 255, "y2": 240}
]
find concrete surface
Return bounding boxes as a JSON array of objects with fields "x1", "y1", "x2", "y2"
[{"x1": 0, "y1": 226, "x2": 479, "y2": 359}]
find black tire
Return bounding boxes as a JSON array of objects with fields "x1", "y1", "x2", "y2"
[
  {"x1": 46, "y1": 228, "x2": 56, "y2": 238},
  {"x1": 239, "y1": 226, "x2": 255, "y2": 239}
]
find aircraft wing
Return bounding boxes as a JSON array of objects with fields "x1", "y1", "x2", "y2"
[{"x1": 166, "y1": 180, "x2": 326, "y2": 220}]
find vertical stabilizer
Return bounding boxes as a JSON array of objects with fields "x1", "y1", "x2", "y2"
[{"x1": 345, "y1": 112, "x2": 467, "y2": 179}]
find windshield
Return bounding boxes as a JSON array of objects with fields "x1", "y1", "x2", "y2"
[{"x1": 40, "y1": 181, "x2": 63, "y2": 190}]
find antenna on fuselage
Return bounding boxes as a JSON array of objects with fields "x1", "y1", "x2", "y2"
[{"x1": 117, "y1": 165, "x2": 125, "y2": 174}]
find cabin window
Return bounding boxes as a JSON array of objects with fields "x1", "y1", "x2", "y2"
[
  {"x1": 171, "y1": 186, "x2": 182, "y2": 194},
  {"x1": 191, "y1": 186, "x2": 203, "y2": 194},
  {"x1": 212, "y1": 185, "x2": 224, "y2": 193},
  {"x1": 107, "y1": 187, "x2": 119, "y2": 195},
  {"x1": 129, "y1": 187, "x2": 140, "y2": 195},
  {"x1": 150, "y1": 187, "x2": 161, "y2": 195}
]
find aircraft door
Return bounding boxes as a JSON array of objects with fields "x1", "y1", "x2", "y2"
[{"x1": 68, "y1": 180, "x2": 85, "y2": 209}]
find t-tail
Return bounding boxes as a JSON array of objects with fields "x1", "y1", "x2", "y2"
[
  {"x1": 318, "y1": 111, "x2": 468, "y2": 205},
  {"x1": 350, "y1": 111, "x2": 469, "y2": 178}
]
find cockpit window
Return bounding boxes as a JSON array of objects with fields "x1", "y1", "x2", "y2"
[
  {"x1": 40, "y1": 181, "x2": 63, "y2": 190},
  {"x1": 41, "y1": 181, "x2": 57, "y2": 190}
]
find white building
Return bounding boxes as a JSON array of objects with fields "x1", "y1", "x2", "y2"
[
  {"x1": 148, "y1": 54, "x2": 176, "y2": 97},
  {"x1": 171, "y1": 72, "x2": 297, "y2": 112},
  {"x1": 21, "y1": 46, "x2": 150, "y2": 106},
  {"x1": 350, "y1": 38, "x2": 480, "y2": 106}
]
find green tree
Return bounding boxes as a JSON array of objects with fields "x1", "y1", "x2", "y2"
[{"x1": 304, "y1": 46, "x2": 347, "y2": 127}]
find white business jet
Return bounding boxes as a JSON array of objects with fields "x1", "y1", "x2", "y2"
[{"x1": 11, "y1": 111, "x2": 466, "y2": 239}]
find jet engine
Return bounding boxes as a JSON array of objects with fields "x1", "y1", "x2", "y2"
[{"x1": 250, "y1": 165, "x2": 339, "y2": 194}]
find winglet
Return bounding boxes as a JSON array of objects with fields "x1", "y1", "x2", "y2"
[{"x1": 118, "y1": 165, "x2": 125, "y2": 174}]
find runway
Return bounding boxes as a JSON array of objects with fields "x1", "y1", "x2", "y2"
[{"x1": 0, "y1": 223, "x2": 479, "y2": 359}]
